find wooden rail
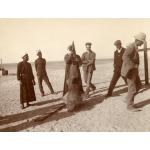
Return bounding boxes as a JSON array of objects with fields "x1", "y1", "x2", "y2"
[{"x1": 138, "y1": 42, "x2": 149, "y2": 85}]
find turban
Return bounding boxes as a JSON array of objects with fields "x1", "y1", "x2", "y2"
[{"x1": 134, "y1": 32, "x2": 146, "y2": 42}]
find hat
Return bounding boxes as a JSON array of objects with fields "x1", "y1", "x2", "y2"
[
  {"x1": 85, "y1": 42, "x2": 92, "y2": 46},
  {"x1": 22, "y1": 53, "x2": 28, "y2": 58},
  {"x1": 114, "y1": 40, "x2": 121, "y2": 46},
  {"x1": 68, "y1": 45, "x2": 73, "y2": 50},
  {"x1": 134, "y1": 32, "x2": 146, "y2": 42},
  {"x1": 36, "y1": 50, "x2": 42, "y2": 55}
]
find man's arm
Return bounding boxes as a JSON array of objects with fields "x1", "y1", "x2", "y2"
[
  {"x1": 86, "y1": 53, "x2": 96, "y2": 66},
  {"x1": 35, "y1": 60, "x2": 37, "y2": 72},
  {"x1": 122, "y1": 44, "x2": 134, "y2": 62},
  {"x1": 113, "y1": 51, "x2": 116, "y2": 68},
  {"x1": 17, "y1": 63, "x2": 21, "y2": 80},
  {"x1": 64, "y1": 54, "x2": 72, "y2": 64}
]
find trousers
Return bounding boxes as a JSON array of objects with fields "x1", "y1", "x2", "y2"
[
  {"x1": 126, "y1": 69, "x2": 141, "y2": 106},
  {"x1": 107, "y1": 71, "x2": 127, "y2": 95},
  {"x1": 37, "y1": 75, "x2": 54, "y2": 94}
]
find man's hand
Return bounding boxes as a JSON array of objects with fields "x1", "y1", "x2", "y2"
[
  {"x1": 32, "y1": 80, "x2": 36, "y2": 85},
  {"x1": 20, "y1": 81, "x2": 22, "y2": 85}
]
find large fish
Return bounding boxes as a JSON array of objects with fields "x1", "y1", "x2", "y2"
[{"x1": 63, "y1": 64, "x2": 83, "y2": 111}]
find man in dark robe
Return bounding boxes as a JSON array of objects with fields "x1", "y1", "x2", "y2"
[
  {"x1": 17, "y1": 53, "x2": 36, "y2": 109},
  {"x1": 63, "y1": 44, "x2": 84, "y2": 96}
]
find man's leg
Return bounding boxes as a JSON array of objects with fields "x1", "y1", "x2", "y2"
[
  {"x1": 83, "y1": 70, "x2": 88, "y2": 84},
  {"x1": 126, "y1": 70, "x2": 140, "y2": 111},
  {"x1": 122, "y1": 76, "x2": 127, "y2": 85},
  {"x1": 43, "y1": 75, "x2": 54, "y2": 94},
  {"x1": 107, "y1": 72, "x2": 120, "y2": 96},
  {"x1": 37, "y1": 76, "x2": 44, "y2": 96},
  {"x1": 85, "y1": 72, "x2": 93, "y2": 97},
  {"x1": 135, "y1": 74, "x2": 142, "y2": 92},
  {"x1": 88, "y1": 72, "x2": 96, "y2": 91},
  {"x1": 126, "y1": 78, "x2": 136, "y2": 106}
]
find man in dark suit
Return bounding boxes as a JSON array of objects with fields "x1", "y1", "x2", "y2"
[
  {"x1": 106, "y1": 40, "x2": 127, "y2": 97},
  {"x1": 35, "y1": 50, "x2": 54, "y2": 96},
  {"x1": 121, "y1": 33, "x2": 146, "y2": 111}
]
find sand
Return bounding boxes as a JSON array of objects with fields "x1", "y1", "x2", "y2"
[{"x1": 0, "y1": 72, "x2": 150, "y2": 132}]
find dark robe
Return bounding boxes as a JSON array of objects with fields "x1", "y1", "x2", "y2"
[
  {"x1": 17, "y1": 61, "x2": 36, "y2": 104},
  {"x1": 63, "y1": 53, "x2": 84, "y2": 96}
]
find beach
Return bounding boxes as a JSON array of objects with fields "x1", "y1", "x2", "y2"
[{"x1": 0, "y1": 58, "x2": 150, "y2": 132}]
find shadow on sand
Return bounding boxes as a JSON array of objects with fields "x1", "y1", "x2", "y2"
[
  {"x1": 0, "y1": 84, "x2": 130, "y2": 132},
  {"x1": 0, "y1": 81, "x2": 149, "y2": 132}
]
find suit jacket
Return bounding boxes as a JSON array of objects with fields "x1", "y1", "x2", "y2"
[
  {"x1": 121, "y1": 42, "x2": 139, "y2": 78},
  {"x1": 114, "y1": 47, "x2": 125, "y2": 72},
  {"x1": 81, "y1": 50, "x2": 96, "y2": 72}
]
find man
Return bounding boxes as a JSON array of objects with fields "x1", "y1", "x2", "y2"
[
  {"x1": 121, "y1": 32, "x2": 146, "y2": 111},
  {"x1": 106, "y1": 40, "x2": 127, "y2": 97},
  {"x1": 17, "y1": 53, "x2": 36, "y2": 109},
  {"x1": 35, "y1": 50, "x2": 54, "y2": 96},
  {"x1": 63, "y1": 44, "x2": 84, "y2": 96},
  {"x1": 63, "y1": 43, "x2": 84, "y2": 111},
  {"x1": 81, "y1": 42, "x2": 96, "y2": 98}
]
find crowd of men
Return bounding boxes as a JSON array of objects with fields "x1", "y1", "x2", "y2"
[{"x1": 17, "y1": 32, "x2": 146, "y2": 112}]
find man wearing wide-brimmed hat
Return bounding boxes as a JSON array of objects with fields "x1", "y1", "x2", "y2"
[
  {"x1": 106, "y1": 40, "x2": 127, "y2": 97},
  {"x1": 121, "y1": 32, "x2": 146, "y2": 111},
  {"x1": 35, "y1": 50, "x2": 54, "y2": 96}
]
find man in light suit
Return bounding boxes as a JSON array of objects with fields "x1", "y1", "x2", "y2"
[
  {"x1": 121, "y1": 33, "x2": 146, "y2": 111},
  {"x1": 81, "y1": 42, "x2": 96, "y2": 98}
]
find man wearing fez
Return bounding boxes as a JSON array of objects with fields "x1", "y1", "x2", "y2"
[
  {"x1": 106, "y1": 40, "x2": 127, "y2": 97},
  {"x1": 17, "y1": 53, "x2": 36, "y2": 109},
  {"x1": 35, "y1": 50, "x2": 54, "y2": 96},
  {"x1": 121, "y1": 33, "x2": 146, "y2": 111},
  {"x1": 63, "y1": 43, "x2": 84, "y2": 96},
  {"x1": 81, "y1": 42, "x2": 96, "y2": 98}
]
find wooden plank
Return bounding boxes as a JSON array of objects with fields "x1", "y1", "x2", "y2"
[
  {"x1": 138, "y1": 48, "x2": 150, "y2": 52},
  {"x1": 143, "y1": 41, "x2": 149, "y2": 85}
]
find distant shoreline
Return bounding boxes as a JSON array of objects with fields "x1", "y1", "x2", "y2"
[{"x1": 2, "y1": 58, "x2": 113, "y2": 65}]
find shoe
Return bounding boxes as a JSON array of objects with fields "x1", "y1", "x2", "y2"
[
  {"x1": 27, "y1": 102, "x2": 32, "y2": 107},
  {"x1": 127, "y1": 105, "x2": 142, "y2": 112},
  {"x1": 41, "y1": 93, "x2": 44, "y2": 97},
  {"x1": 105, "y1": 94, "x2": 112, "y2": 98},
  {"x1": 91, "y1": 86, "x2": 96, "y2": 91},
  {"x1": 51, "y1": 91, "x2": 54, "y2": 94},
  {"x1": 21, "y1": 105, "x2": 25, "y2": 109}
]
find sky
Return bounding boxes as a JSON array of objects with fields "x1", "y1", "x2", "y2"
[{"x1": 0, "y1": 18, "x2": 150, "y2": 63}]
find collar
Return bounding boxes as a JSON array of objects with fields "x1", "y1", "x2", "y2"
[{"x1": 117, "y1": 47, "x2": 122, "y2": 52}]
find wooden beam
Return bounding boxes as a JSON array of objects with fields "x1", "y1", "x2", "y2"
[
  {"x1": 138, "y1": 48, "x2": 150, "y2": 52},
  {"x1": 143, "y1": 41, "x2": 149, "y2": 85}
]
